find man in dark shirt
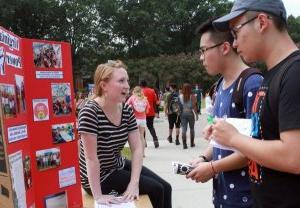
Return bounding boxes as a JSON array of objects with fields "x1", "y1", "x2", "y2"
[{"x1": 212, "y1": 0, "x2": 300, "y2": 207}]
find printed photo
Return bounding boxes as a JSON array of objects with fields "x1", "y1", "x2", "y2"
[
  {"x1": 23, "y1": 155, "x2": 32, "y2": 190},
  {"x1": 51, "y1": 83, "x2": 72, "y2": 116},
  {"x1": 52, "y1": 123, "x2": 74, "y2": 144},
  {"x1": 0, "y1": 112, "x2": 8, "y2": 174},
  {"x1": 44, "y1": 191, "x2": 67, "y2": 208},
  {"x1": 36, "y1": 148, "x2": 61, "y2": 171},
  {"x1": 9, "y1": 151, "x2": 27, "y2": 208},
  {"x1": 32, "y1": 99, "x2": 49, "y2": 121},
  {"x1": 0, "y1": 84, "x2": 17, "y2": 118},
  {"x1": 0, "y1": 46, "x2": 5, "y2": 75},
  {"x1": 15, "y1": 75, "x2": 26, "y2": 113},
  {"x1": 33, "y1": 42, "x2": 62, "y2": 68}
]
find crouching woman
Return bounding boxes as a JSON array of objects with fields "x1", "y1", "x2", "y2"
[{"x1": 78, "y1": 60, "x2": 172, "y2": 208}]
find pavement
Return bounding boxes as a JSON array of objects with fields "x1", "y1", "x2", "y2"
[{"x1": 142, "y1": 112, "x2": 213, "y2": 208}]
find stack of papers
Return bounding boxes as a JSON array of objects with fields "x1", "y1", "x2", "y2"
[
  {"x1": 94, "y1": 201, "x2": 136, "y2": 208},
  {"x1": 210, "y1": 118, "x2": 252, "y2": 152}
]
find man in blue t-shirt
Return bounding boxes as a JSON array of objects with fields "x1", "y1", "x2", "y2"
[{"x1": 186, "y1": 18, "x2": 263, "y2": 208}]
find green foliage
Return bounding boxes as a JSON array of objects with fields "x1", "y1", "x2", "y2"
[
  {"x1": 287, "y1": 15, "x2": 300, "y2": 44},
  {"x1": 121, "y1": 146, "x2": 132, "y2": 160},
  {"x1": 126, "y1": 53, "x2": 217, "y2": 92},
  {"x1": 0, "y1": 0, "x2": 298, "y2": 92}
]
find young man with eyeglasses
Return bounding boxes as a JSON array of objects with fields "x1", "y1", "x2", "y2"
[
  {"x1": 212, "y1": 0, "x2": 300, "y2": 207},
  {"x1": 186, "y1": 18, "x2": 263, "y2": 208}
]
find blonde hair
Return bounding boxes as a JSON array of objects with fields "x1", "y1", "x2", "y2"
[
  {"x1": 93, "y1": 60, "x2": 127, "y2": 97},
  {"x1": 132, "y1": 86, "x2": 146, "y2": 100}
]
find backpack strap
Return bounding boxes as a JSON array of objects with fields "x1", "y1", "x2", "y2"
[
  {"x1": 232, "y1": 68, "x2": 262, "y2": 117},
  {"x1": 268, "y1": 54, "x2": 300, "y2": 120},
  {"x1": 211, "y1": 77, "x2": 223, "y2": 106},
  {"x1": 167, "y1": 92, "x2": 173, "y2": 112}
]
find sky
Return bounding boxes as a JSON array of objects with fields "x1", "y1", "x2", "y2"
[{"x1": 283, "y1": 0, "x2": 300, "y2": 17}]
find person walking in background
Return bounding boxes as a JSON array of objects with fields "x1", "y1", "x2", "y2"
[
  {"x1": 179, "y1": 83, "x2": 198, "y2": 149},
  {"x1": 140, "y1": 80, "x2": 159, "y2": 148},
  {"x1": 192, "y1": 84, "x2": 203, "y2": 114},
  {"x1": 165, "y1": 83, "x2": 181, "y2": 145},
  {"x1": 78, "y1": 60, "x2": 172, "y2": 207},
  {"x1": 212, "y1": 0, "x2": 300, "y2": 207},
  {"x1": 186, "y1": 18, "x2": 263, "y2": 208},
  {"x1": 126, "y1": 86, "x2": 149, "y2": 157},
  {"x1": 154, "y1": 88, "x2": 161, "y2": 118},
  {"x1": 163, "y1": 87, "x2": 171, "y2": 109}
]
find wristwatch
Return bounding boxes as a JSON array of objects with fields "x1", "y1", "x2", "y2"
[{"x1": 199, "y1": 155, "x2": 208, "y2": 162}]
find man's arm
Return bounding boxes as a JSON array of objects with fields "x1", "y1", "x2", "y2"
[
  {"x1": 213, "y1": 152, "x2": 248, "y2": 173},
  {"x1": 187, "y1": 146, "x2": 248, "y2": 183},
  {"x1": 164, "y1": 94, "x2": 170, "y2": 115},
  {"x1": 232, "y1": 129, "x2": 300, "y2": 174},
  {"x1": 212, "y1": 121, "x2": 300, "y2": 174}
]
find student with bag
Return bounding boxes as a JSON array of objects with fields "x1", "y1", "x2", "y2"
[
  {"x1": 212, "y1": 0, "x2": 300, "y2": 207},
  {"x1": 186, "y1": 18, "x2": 263, "y2": 208},
  {"x1": 165, "y1": 83, "x2": 181, "y2": 145}
]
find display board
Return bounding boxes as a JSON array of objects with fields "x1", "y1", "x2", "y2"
[{"x1": 0, "y1": 26, "x2": 82, "y2": 208}]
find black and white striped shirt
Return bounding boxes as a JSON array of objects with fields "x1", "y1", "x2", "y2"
[{"x1": 78, "y1": 100, "x2": 137, "y2": 188}]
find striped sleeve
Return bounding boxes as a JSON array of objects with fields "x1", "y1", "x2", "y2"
[{"x1": 78, "y1": 104, "x2": 98, "y2": 136}]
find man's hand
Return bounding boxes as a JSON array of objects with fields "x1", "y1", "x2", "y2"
[
  {"x1": 212, "y1": 119, "x2": 240, "y2": 147},
  {"x1": 186, "y1": 162, "x2": 214, "y2": 183},
  {"x1": 202, "y1": 124, "x2": 213, "y2": 140}
]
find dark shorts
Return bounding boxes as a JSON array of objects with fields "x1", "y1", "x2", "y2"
[{"x1": 168, "y1": 113, "x2": 181, "y2": 129}]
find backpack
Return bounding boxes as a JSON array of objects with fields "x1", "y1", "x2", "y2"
[
  {"x1": 268, "y1": 54, "x2": 300, "y2": 120},
  {"x1": 213, "y1": 68, "x2": 262, "y2": 117},
  {"x1": 168, "y1": 92, "x2": 181, "y2": 115},
  {"x1": 132, "y1": 98, "x2": 147, "y2": 113}
]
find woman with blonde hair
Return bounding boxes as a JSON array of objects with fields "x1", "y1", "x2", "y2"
[
  {"x1": 78, "y1": 60, "x2": 172, "y2": 208},
  {"x1": 126, "y1": 86, "x2": 149, "y2": 157}
]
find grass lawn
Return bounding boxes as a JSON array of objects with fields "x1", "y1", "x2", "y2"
[{"x1": 121, "y1": 146, "x2": 132, "y2": 160}]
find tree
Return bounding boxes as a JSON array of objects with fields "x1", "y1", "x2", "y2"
[{"x1": 287, "y1": 15, "x2": 300, "y2": 44}]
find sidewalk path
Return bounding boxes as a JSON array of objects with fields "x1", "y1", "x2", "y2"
[{"x1": 143, "y1": 113, "x2": 213, "y2": 208}]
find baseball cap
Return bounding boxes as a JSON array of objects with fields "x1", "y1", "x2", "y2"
[{"x1": 213, "y1": 0, "x2": 287, "y2": 31}]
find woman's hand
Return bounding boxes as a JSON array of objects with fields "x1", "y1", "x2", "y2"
[
  {"x1": 122, "y1": 182, "x2": 139, "y2": 201},
  {"x1": 95, "y1": 194, "x2": 124, "y2": 205}
]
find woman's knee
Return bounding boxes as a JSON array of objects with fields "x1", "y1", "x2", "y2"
[{"x1": 163, "y1": 181, "x2": 172, "y2": 193}]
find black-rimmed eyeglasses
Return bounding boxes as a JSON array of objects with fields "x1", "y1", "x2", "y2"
[
  {"x1": 230, "y1": 16, "x2": 258, "y2": 39},
  {"x1": 199, "y1": 42, "x2": 224, "y2": 57}
]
